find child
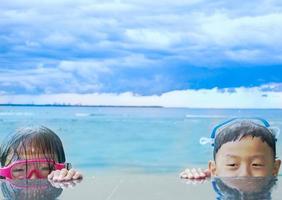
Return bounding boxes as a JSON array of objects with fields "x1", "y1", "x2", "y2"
[
  {"x1": 0, "y1": 126, "x2": 82, "y2": 181},
  {"x1": 180, "y1": 119, "x2": 281, "y2": 179}
]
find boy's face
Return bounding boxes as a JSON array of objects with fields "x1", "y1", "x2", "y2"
[{"x1": 209, "y1": 136, "x2": 281, "y2": 177}]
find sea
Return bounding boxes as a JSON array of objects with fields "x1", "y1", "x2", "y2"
[
  {"x1": 1, "y1": 106, "x2": 282, "y2": 199},
  {"x1": 1, "y1": 106, "x2": 281, "y2": 175}
]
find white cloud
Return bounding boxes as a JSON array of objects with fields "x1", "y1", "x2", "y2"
[
  {"x1": 0, "y1": 64, "x2": 108, "y2": 93},
  {"x1": 125, "y1": 29, "x2": 183, "y2": 49},
  {"x1": 199, "y1": 13, "x2": 282, "y2": 47},
  {"x1": 1, "y1": 0, "x2": 282, "y2": 97},
  {"x1": 1, "y1": 84, "x2": 281, "y2": 108},
  {"x1": 58, "y1": 60, "x2": 111, "y2": 73},
  {"x1": 259, "y1": 83, "x2": 282, "y2": 92},
  {"x1": 0, "y1": 55, "x2": 160, "y2": 95},
  {"x1": 224, "y1": 49, "x2": 264, "y2": 62},
  {"x1": 79, "y1": 1, "x2": 138, "y2": 13},
  {"x1": 2, "y1": 0, "x2": 282, "y2": 67},
  {"x1": 43, "y1": 32, "x2": 77, "y2": 46}
]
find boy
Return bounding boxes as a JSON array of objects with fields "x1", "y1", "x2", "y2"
[{"x1": 180, "y1": 120, "x2": 281, "y2": 179}]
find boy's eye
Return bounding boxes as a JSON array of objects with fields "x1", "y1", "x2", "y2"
[
  {"x1": 226, "y1": 163, "x2": 237, "y2": 167},
  {"x1": 252, "y1": 163, "x2": 264, "y2": 167}
]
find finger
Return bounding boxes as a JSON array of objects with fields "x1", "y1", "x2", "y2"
[
  {"x1": 57, "y1": 168, "x2": 69, "y2": 181},
  {"x1": 72, "y1": 172, "x2": 83, "y2": 180},
  {"x1": 180, "y1": 168, "x2": 191, "y2": 178},
  {"x1": 197, "y1": 168, "x2": 206, "y2": 178},
  {"x1": 179, "y1": 171, "x2": 188, "y2": 179},
  {"x1": 51, "y1": 170, "x2": 61, "y2": 181},
  {"x1": 186, "y1": 169, "x2": 194, "y2": 179},
  {"x1": 191, "y1": 168, "x2": 200, "y2": 179},
  {"x1": 62, "y1": 169, "x2": 76, "y2": 181},
  {"x1": 180, "y1": 173, "x2": 188, "y2": 179},
  {"x1": 183, "y1": 169, "x2": 193, "y2": 179},
  {"x1": 184, "y1": 168, "x2": 191, "y2": 173}
]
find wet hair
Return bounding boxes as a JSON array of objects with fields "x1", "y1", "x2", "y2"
[
  {"x1": 213, "y1": 120, "x2": 277, "y2": 160},
  {"x1": 0, "y1": 126, "x2": 65, "y2": 167}
]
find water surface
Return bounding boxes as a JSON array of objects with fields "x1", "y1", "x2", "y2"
[{"x1": 0, "y1": 106, "x2": 282, "y2": 199}]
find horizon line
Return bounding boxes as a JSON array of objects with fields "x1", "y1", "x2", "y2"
[{"x1": 0, "y1": 103, "x2": 282, "y2": 110}]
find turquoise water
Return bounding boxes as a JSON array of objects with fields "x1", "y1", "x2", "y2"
[{"x1": 0, "y1": 106, "x2": 282, "y2": 175}]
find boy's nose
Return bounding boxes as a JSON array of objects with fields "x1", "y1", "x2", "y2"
[{"x1": 238, "y1": 165, "x2": 252, "y2": 176}]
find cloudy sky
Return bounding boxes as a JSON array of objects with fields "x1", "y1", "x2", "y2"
[{"x1": 1, "y1": 0, "x2": 282, "y2": 108}]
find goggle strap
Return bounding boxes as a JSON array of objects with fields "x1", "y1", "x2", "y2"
[
  {"x1": 269, "y1": 127, "x2": 280, "y2": 139},
  {"x1": 199, "y1": 137, "x2": 214, "y2": 145},
  {"x1": 210, "y1": 117, "x2": 271, "y2": 139},
  {"x1": 210, "y1": 118, "x2": 237, "y2": 139},
  {"x1": 65, "y1": 163, "x2": 72, "y2": 170}
]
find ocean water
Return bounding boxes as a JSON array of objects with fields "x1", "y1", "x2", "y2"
[
  {"x1": 0, "y1": 106, "x2": 282, "y2": 175},
  {"x1": 1, "y1": 176, "x2": 282, "y2": 200},
  {"x1": 1, "y1": 106, "x2": 282, "y2": 199}
]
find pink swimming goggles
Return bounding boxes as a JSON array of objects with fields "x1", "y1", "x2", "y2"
[{"x1": 0, "y1": 159, "x2": 71, "y2": 179}]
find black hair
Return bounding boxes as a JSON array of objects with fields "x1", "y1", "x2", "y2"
[
  {"x1": 213, "y1": 120, "x2": 277, "y2": 160},
  {"x1": 0, "y1": 126, "x2": 66, "y2": 167}
]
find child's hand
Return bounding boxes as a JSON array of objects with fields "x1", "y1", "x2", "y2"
[
  {"x1": 48, "y1": 168, "x2": 83, "y2": 182},
  {"x1": 179, "y1": 168, "x2": 211, "y2": 179}
]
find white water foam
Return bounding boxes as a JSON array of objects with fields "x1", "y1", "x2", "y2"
[{"x1": 0, "y1": 112, "x2": 33, "y2": 116}]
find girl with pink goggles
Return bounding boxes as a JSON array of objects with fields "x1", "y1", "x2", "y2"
[{"x1": 0, "y1": 126, "x2": 79, "y2": 180}]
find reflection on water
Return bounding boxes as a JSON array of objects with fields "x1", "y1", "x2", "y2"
[
  {"x1": 0, "y1": 179, "x2": 63, "y2": 200},
  {"x1": 212, "y1": 176, "x2": 277, "y2": 200},
  {"x1": 0, "y1": 176, "x2": 279, "y2": 199}
]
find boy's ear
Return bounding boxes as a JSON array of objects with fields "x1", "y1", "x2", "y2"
[
  {"x1": 273, "y1": 159, "x2": 281, "y2": 176},
  {"x1": 208, "y1": 160, "x2": 216, "y2": 176}
]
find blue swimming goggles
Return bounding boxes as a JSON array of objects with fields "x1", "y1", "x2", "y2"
[{"x1": 199, "y1": 117, "x2": 280, "y2": 146}]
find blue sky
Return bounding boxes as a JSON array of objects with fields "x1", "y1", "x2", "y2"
[{"x1": 1, "y1": 0, "x2": 282, "y2": 107}]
